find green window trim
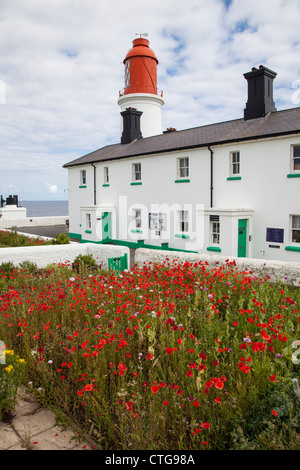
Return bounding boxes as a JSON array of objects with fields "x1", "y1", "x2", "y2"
[
  {"x1": 131, "y1": 229, "x2": 143, "y2": 233},
  {"x1": 287, "y1": 173, "x2": 300, "y2": 178},
  {"x1": 85, "y1": 230, "x2": 92, "y2": 234},
  {"x1": 175, "y1": 233, "x2": 190, "y2": 239},
  {"x1": 79, "y1": 185, "x2": 87, "y2": 188},
  {"x1": 102, "y1": 184, "x2": 110, "y2": 187},
  {"x1": 207, "y1": 246, "x2": 222, "y2": 252},
  {"x1": 227, "y1": 176, "x2": 241, "y2": 181},
  {"x1": 285, "y1": 246, "x2": 300, "y2": 252},
  {"x1": 131, "y1": 182, "x2": 142, "y2": 185},
  {"x1": 175, "y1": 179, "x2": 190, "y2": 183}
]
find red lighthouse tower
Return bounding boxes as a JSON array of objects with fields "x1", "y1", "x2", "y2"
[
  {"x1": 122, "y1": 36, "x2": 162, "y2": 96},
  {"x1": 118, "y1": 35, "x2": 164, "y2": 138}
]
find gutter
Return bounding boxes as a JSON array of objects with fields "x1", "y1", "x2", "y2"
[
  {"x1": 91, "y1": 163, "x2": 96, "y2": 205},
  {"x1": 208, "y1": 146, "x2": 213, "y2": 208}
]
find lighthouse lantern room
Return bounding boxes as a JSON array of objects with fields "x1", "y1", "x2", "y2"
[{"x1": 118, "y1": 35, "x2": 164, "y2": 139}]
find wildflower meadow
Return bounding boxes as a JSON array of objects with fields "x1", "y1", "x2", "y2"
[{"x1": 0, "y1": 256, "x2": 299, "y2": 450}]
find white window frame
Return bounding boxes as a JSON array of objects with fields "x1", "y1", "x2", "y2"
[
  {"x1": 291, "y1": 215, "x2": 300, "y2": 244},
  {"x1": 125, "y1": 61, "x2": 130, "y2": 89},
  {"x1": 291, "y1": 145, "x2": 300, "y2": 172},
  {"x1": 177, "y1": 157, "x2": 189, "y2": 179},
  {"x1": 86, "y1": 213, "x2": 91, "y2": 230},
  {"x1": 149, "y1": 212, "x2": 167, "y2": 231},
  {"x1": 230, "y1": 151, "x2": 240, "y2": 176},
  {"x1": 211, "y1": 221, "x2": 220, "y2": 244},
  {"x1": 132, "y1": 162, "x2": 141, "y2": 182},
  {"x1": 80, "y1": 169, "x2": 87, "y2": 185},
  {"x1": 134, "y1": 209, "x2": 142, "y2": 229},
  {"x1": 178, "y1": 210, "x2": 189, "y2": 233},
  {"x1": 104, "y1": 166, "x2": 109, "y2": 184}
]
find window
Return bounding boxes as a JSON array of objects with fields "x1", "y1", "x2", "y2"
[
  {"x1": 104, "y1": 167, "x2": 109, "y2": 184},
  {"x1": 125, "y1": 62, "x2": 130, "y2": 89},
  {"x1": 134, "y1": 209, "x2": 142, "y2": 229},
  {"x1": 80, "y1": 169, "x2": 86, "y2": 185},
  {"x1": 177, "y1": 157, "x2": 189, "y2": 179},
  {"x1": 292, "y1": 145, "x2": 300, "y2": 171},
  {"x1": 291, "y1": 215, "x2": 300, "y2": 243},
  {"x1": 149, "y1": 213, "x2": 167, "y2": 231},
  {"x1": 132, "y1": 162, "x2": 141, "y2": 182},
  {"x1": 230, "y1": 151, "x2": 240, "y2": 175},
  {"x1": 211, "y1": 221, "x2": 220, "y2": 244},
  {"x1": 86, "y1": 213, "x2": 91, "y2": 230},
  {"x1": 178, "y1": 210, "x2": 189, "y2": 233}
]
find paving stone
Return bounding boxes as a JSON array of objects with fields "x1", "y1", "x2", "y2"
[
  {"x1": 0, "y1": 422, "x2": 21, "y2": 450},
  {"x1": 1, "y1": 387, "x2": 95, "y2": 450},
  {"x1": 19, "y1": 425, "x2": 81, "y2": 450},
  {"x1": 11, "y1": 408, "x2": 56, "y2": 440}
]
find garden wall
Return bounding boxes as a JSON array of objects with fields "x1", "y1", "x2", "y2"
[
  {"x1": 0, "y1": 243, "x2": 130, "y2": 270},
  {"x1": 0, "y1": 216, "x2": 67, "y2": 229},
  {"x1": 134, "y1": 248, "x2": 300, "y2": 286}
]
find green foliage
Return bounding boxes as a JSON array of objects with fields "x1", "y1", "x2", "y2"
[
  {"x1": 19, "y1": 260, "x2": 38, "y2": 274},
  {"x1": 0, "y1": 349, "x2": 26, "y2": 421},
  {"x1": 51, "y1": 232, "x2": 70, "y2": 245},
  {"x1": 72, "y1": 253, "x2": 99, "y2": 274},
  {"x1": 0, "y1": 259, "x2": 299, "y2": 449},
  {"x1": 0, "y1": 261, "x2": 16, "y2": 275},
  {"x1": 0, "y1": 229, "x2": 51, "y2": 247}
]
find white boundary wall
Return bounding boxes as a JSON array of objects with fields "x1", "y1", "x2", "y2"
[
  {"x1": 0, "y1": 216, "x2": 67, "y2": 229},
  {"x1": 134, "y1": 248, "x2": 300, "y2": 286},
  {"x1": 0, "y1": 243, "x2": 130, "y2": 270}
]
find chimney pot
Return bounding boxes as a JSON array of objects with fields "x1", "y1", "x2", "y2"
[
  {"x1": 243, "y1": 65, "x2": 277, "y2": 120},
  {"x1": 120, "y1": 108, "x2": 143, "y2": 144}
]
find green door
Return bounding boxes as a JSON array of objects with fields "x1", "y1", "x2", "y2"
[
  {"x1": 238, "y1": 219, "x2": 247, "y2": 257},
  {"x1": 102, "y1": 212, "x2": 112, "y2": 240}
]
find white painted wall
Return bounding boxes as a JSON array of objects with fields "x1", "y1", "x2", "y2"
[
  {"x1": 0, "y1": 243, "x2": 130, "y2": 270},
  {"x1": 135, "y1": 248, "x2": 300, "y2": 286},
  {"x1": 118, "y1": 93, "x2": 164, "y2": 138},
  {"x1": 0, "y1": 205, "x2": 27, "y2": 219},
  {"x1": 0, "y1": 216, "x2": 67, "y2": 229},
  {"x1": 67, "y1": 133, "x2": 300, "y2": 262},
  {"x1": 213, "y1": 135, "x2": 300, "y2": 261}
]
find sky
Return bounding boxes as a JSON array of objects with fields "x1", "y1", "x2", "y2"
[{"x1": 0, "y1": 0, "x2": 300, "y2": 201}]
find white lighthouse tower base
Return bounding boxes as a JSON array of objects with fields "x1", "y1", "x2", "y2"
[{"x1": 118, "y1": 92, "x2": 164, "y2": 139}]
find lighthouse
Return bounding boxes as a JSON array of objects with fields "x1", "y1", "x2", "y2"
[{"x1": 118, "y1": 35, "x2": 164, "y2": 140}]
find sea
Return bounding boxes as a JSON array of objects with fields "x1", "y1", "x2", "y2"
[{"x1": 19, "y1": 200, "x2": 69, "y2": 217}]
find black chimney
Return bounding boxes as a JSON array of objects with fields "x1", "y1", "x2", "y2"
[
  {"x1": 243, "y1": 65, "x2": 277, "y2": 120},
  {"x1": 121, "y1": 108, "x2": 143, "y2": 144}
]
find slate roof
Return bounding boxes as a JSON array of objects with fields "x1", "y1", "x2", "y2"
[{"x1": 63, "y1": 107, "x2": 300, "y2": 168}]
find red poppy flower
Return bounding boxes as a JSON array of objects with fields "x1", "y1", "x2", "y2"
[
  {"x1": 200, "y1": 422, "x2": 210, "y2": 429},
  {"x1": 151, "y1": 385, "x2": 160, "y2": 394},
  {"x1": 269, "y1": 375, "x2": 277, "y2": 382}
]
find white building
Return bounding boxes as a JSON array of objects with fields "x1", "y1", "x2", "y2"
[{"x1": 64, "y1": 37, "x2": 300, "y2": 262}]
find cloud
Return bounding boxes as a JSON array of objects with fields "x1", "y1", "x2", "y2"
[
  {"x1": 0, "y1": 0, "x2": 299, "y2": 200},
  {"x1": 46, "y1": 184, "x2": 61, "y2": 194}
]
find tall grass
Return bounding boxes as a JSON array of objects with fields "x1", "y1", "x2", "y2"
[{"x1": 0, "y1": 258, "x2": 299, "y2": 450}]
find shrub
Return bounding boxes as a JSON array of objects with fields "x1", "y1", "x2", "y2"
[
  {"x1": 73, "y1": 253, "x2": 97, "y2": 273},
  {"x1": 19, "y1": 260, "x2": 38, "y2": 274},
  {"x1": 51, "y1": 232, "x2": 70, "y2": 245},
  {"x1": 0, "y1": 261, "x2": 16, "y2": 275}
]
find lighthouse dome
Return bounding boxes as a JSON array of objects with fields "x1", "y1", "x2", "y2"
[{"x1": 118, "y1": 36, "x2": 164, "y2": 139}]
